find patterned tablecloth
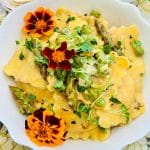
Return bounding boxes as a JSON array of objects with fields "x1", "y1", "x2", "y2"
[{"x1": 0, "y1": 0, "x2": 150, "y2": 149}]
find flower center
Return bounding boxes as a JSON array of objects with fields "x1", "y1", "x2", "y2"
[
  {"x1": 52, "y1": 51, "x2": 65, "y2": 63},
  {"x1": 38, "y1": 125, "x2": 51, "y2": 139},
  {"x1": 36, "y1": 20, "x2": 46, "y2": 29}
]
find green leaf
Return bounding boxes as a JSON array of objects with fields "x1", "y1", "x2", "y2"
[
  {"x1": 46, "y1": 40, "x2": 51, "y2": 47},
  {"x1": 74, "y1": 111, "x2": 81, "y2": 118},
  {"x1": 78, "y1": 103, "x2": 90, "y2": 113},
  {"x1": 35, "y1": 56, "x2": 48, "y2": 65},
  {"x1": 66, "y1": 16, "x2": 75, "y2": 23},
  {"x1": 121, "y1": 104, "x2": 130, "y2": 123},
  {"x1": 121, "y1": 104, "x2": 128, "y2": 112},
  {"x1": 47, "y1": 69, "x2": 54, "y2": 76},
  {"x1": 80, "y1": 41, "x2": 92, "y2": 52},
  {"x1": 28, "y1": 94, "x2": 36, "y2": 100},
  {"x1": 54, "y1": 27, "x2": 60, "y2": 32},
  {"x1": 24, "y1": 39, "x2": 34, "y2": 51},
  {"x1": 54, "y1": 69, "x2": 67, "y2": 80},
  {"x1": 74, "y1": 26, "x2": 82, "y2": 35},
  {"x1": 54, "y1": 80, "x2": 66, "y2": 92},
  {"x1": 110, "y1": 96, "x2": 121, "y2": 104},
  {"x1": 77, "y1": 85, "x2": 86, "y2": 92}
]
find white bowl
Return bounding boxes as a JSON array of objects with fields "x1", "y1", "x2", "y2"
[{"x1": 0, "y1": 0, "x2": 150, "y2": 150}]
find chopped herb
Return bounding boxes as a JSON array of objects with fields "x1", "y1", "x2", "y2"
[
  {"x1": 48, "y1": 103, "x2": 55, "y2": 113},
  {"x1": 99, "y1": 127, "x2": 106, "y2": 132},
  {"x1": 139, "y1": 73, "x2": 144, "y2": 76},
  {"x1": 66, "y1": 16, "x2": 75, "y2": 23},
  {"x1": 128, "y1": 64, "x2": 132, "y2": 69},
  {"x1": 103, "y1": 44, "x2": 111, "y2": 54},
  {"x1": 112, "y1": 45, "x2": 123, "y2": 56},
  {"x1": 81, "y1": 25, "x2": 92, "y2": 34},
  {"x1": 46, "y1": 40, "x2": 51, "y2": 47},
  {"x1": 75, "y1": 103, "x2": 91, "y2": 118},
  {"x1": 95, "y1": 98, "x2": 106, "y2": 107},
  {"x1": 131, "y1": 40, "x2": 144, "y2": 56},
  {"x1": 19, "y1": 52, "x2": 24, "y2": 60},
  {"x1": 90, "y1": 39, "x2": 97, "y2": 45},
  {"x1": 92, "y1": 117, "x2": 99, "y2": 125},
  {"x1": 24, "y1": 39, "x2": 33, "y2": 51},
  {"x1": 121, "y1": 104, "x2": 130, "y2": 123},
  {"x1": 74, "y1": 111, "x2": 81, "y2": 118},
  {"x1": 77, "y1": 85, "x2": 86, "y2": 92},
  {"x1": 117, "y1": 41, "x2": 122, "y2": 47},
  {"x1": 28, "y1": 94, "x2": 36, "y2": 100},
  {"x1": 54, "y1": 80, "x2": 66, "y2": 92},
  {"x1": 74, "y1": 26, "x2": 82, "y2": 35},
  {"x1": 71, "y1": 121, "x2": 76, "y2": 124},
  {"x1": 109, "y1": 96, "x2": 130, "y2": 122},
  {"x1": 35, "y1": 56, "x2": 48, "y2": 65},
  {"x1": 90, "y1": 9, "x2": 101, "y2": 18},
  {"x1": 129, "y1": 35, "x2": 133, "y2": 39},
  {"x1": 15, "y1": 40, "x2": 20, "y2": 45},
  {"x1": 61, "y1": 27, "x2": 70, "y2": 35},
  {"x1": 54, "y1": 27, "x2": 59, "y2": 32},
  {"x1": 54, "y1": 69, "x2": 67, "y2": 80},
  {"x1": 47, "y1": 69, "x2": 54, "y2": 76},
  {"x1": 80, "y1": 41, "x2": 92, "y2": 52},
  {"x1": 78, "y1": 103, "x2": 90, "y2": 113},
  {"x1": 110, "y1": 96, "x2": 121, "y2": 104}
]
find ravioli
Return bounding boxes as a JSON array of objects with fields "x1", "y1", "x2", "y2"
[
  {"x1": 110, "y1": 25, "x2": 145, "y2": 118},
  {"x1": 4, "y1": 49, "x2": 47, "y2": 89}
]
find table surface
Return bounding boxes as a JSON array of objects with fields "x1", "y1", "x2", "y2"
[{"x1": 0, "y1": 0, "x2": 150, "y2": 149}]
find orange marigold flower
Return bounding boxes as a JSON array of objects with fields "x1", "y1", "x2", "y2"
[
  {"x1": 42, "y1": 42, "x2": 75, "y2": 71},
  {"x1": 25, "y1": 109, "x2": 66, "y2": 147},
  {"x1": 23, "y1": 7, "x2": 55, "y2": 37}
]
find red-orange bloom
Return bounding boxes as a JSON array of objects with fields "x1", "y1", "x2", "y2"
[
  {"x1": 25, "y1": 109, "x2": 66, "y2": 147},
  {"x1": 23, "y1": 7, "x2": 55, "y2": 37},
  {"x1": 42, "y1": 42, "x2": 75, "y2": 71}
]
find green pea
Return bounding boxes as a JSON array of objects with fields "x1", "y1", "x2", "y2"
[
  {"x1": 95, "y1": 98, "x2": 106, "y2": 107},
  {"x1": 103, "y1": 44, "x2": 111, "y2": 54},
  {"x1": 131, "y1": 40, "x2": 144, "y2": 57},
  {"x1": 134, "y1": 46, "x2": 144, "y2": 56},
  {"x1": 81, "y1": 25, "x2": 92, "y2": 34}
]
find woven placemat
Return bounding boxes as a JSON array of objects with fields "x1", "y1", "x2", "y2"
[{"x1": 0, "y1": 0, "x2": 150, "y2": 149}]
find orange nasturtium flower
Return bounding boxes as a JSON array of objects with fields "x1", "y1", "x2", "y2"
[
  {"x1": 23, "y1": 7, "x2": 55, "y2": 37},
  {"x1": 25, "y1": 109, "x2": 66, "y2": 147}
]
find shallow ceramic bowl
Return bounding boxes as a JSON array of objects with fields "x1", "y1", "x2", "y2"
[{"x1": 0, "y1": 0, "x2": 150, "y2": 149}]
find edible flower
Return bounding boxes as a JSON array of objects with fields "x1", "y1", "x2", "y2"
[
  {"x1": 25, "y1": 109, "x2": 66, "y2": 147},
  {"x1": 42, "y1": 42, "x2": 75, "y2": 71},
  {"x1": 23, "y1": 7, "x2": 55, "y2": 37}
]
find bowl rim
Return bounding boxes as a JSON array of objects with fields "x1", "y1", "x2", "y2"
[{"x1": 0, "y1": 0, "x2": 150, "y2": 150}]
